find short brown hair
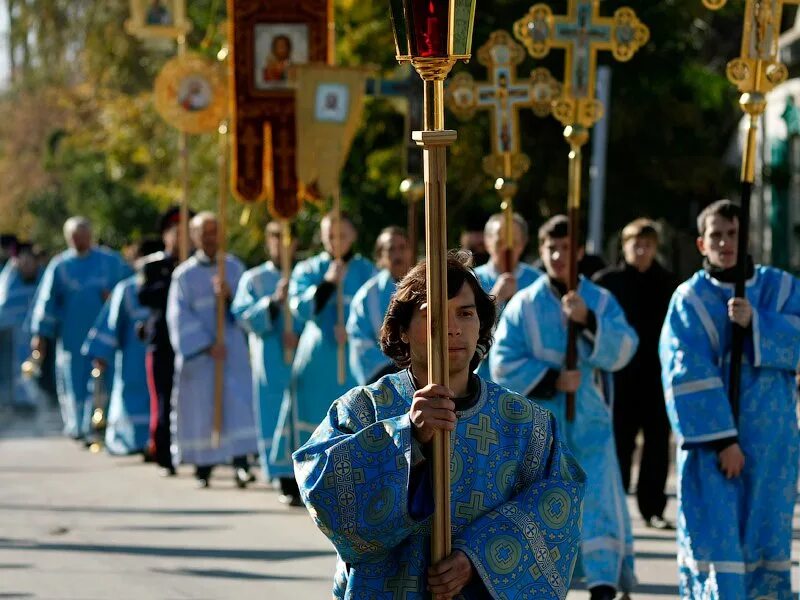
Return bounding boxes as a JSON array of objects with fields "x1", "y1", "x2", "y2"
[
  {"x1": 373, "y1": 226, "x2": 408, "y2": 260},
  {"x1": 621, "y1": 218, "x2": 659, "y2": 244},
  {"x1": 538, "y1": 215, "x2": 569, "y2": 244},
  {"x1": 379, "y1": 250, "x2": 496, "y2": 371},
  {"x1": 697, "y1": 200, "x2": 739, "y2": 236}
]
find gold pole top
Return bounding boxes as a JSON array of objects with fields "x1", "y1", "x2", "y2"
[
  {"x1": 411, "y1": 57, "x2": 458, "y2": 82},
  {"x1": 494, "y1": 177, "x2": 518, "y2": 200},
  {"x1": 739, "y1": 91, "x2": 767, "y2": 117},
  {"x1": 563, "y1": 124, "x2": 589, "y2": 148}
]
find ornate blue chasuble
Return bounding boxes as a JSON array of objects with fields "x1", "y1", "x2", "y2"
[
  {"x1": 29, "y1": 247, "x2": 132, "y2": 437},
  {"x1": 293, "y1": 371, "x2": 585, "y2": 599},
  {"x1": 659, "y1": 267, "x2": 800, "y2": 600},
  {"x1": 346, "y1": 269, "x2": 397, "y2": 386},
  {"x1": 473, "y1": 262, "x2": 542, "y2": 381},
  {"x1": 231, "y1": 260, "x2": 302, "y2": 480},
  {"x1": 489, "y1": 276, "x2": 638, "y2": 591},
  {"x1": 82, "y1": 276, "x2": 151, "y2": 455},
  {"x1": 271, "y1": 252, "x2": 375, "y2": 478}
]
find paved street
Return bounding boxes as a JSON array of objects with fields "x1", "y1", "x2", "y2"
[{"x1": 1, "y1": 404, "x2": 798, "y2": 599}]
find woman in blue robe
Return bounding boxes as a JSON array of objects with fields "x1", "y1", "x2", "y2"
[
  {"x1": 490, "y1": 216, "x2": 638, "y2": 600},
  {"x1": 346, "y1": 226, "x2": 412, "y2": 386},
  {"x1": 231, "y1": 221, "x2": 302, "y2": 482},
  {"x1": 0, "y1": 245, "x2": 42, "y2": 408},
  {"x1": 295, "y1": 253, "x2": 585, "y2": 599},
  {"x1": 82, "y1": 275, "x2": 151, "y2": 455},
  {"x1": 167, "y1": 212, "x2": 258, "y2": 487},
  {"x1": 270, "y1": 212, "x2": 375, "y2": 503},
  {"x1": 29, "y1": 217, "x2": 131, "y2": 438},
  {"x1": 659, "y1": 200, "x2": 800, "y2": 600}
]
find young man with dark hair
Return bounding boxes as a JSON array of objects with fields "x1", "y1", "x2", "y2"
[
  {"x1": 346, "y1": 226, "x2": 412, "y2": 385},
  {"x1": 660, "y1": 199, "x2": 800, "y2": 599},
  {"x1": 231, "y1": 221, "x2": 301, "y2": 485},
  {"x1": 294, "y1": 252, "x2": 585, "y2": 599},
  {"x1": 491, "y1": 215, "x2": 638, "y2": 600},
  {"x1": 594, "y1": 218, "x2": 678, "y2": 530},
  {"x1": 271, "y1": 211, "x2": 375, "y2": 505}
]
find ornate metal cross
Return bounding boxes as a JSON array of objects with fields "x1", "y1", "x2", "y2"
[{"x1": 514, "y1": 0, "x2": 648, "y2": 128}]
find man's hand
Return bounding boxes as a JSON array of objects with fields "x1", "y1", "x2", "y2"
[
  {"x1": 561, "y1": 291, "x2": 588, "y2": 325},
  {"x1": 728, "y1": 298, "x2": 753, "y2": 328},
  {"x1": 555, "y1": 369, "x2": 581, "y2": 393},
  {"x1": 491, "y1": 273, "x2": 518, "y2": 303},
  {"x1": 410, "y1": 383, "x2": 456, "y2": 445},
  {"x1": 334, "y1": 324, "x2": 347, "y2": 346},
  {"x1": 428, "y1": 550, "x2": 474, "y2": 599},
  {"x1": 282, "y1": 330, "x2": 299, "y2": 350},
  {"x1": 208, "y1": 343, "x2": 226, "y2": 361},
  {"x1": 274, "y1": 278, "x2": 290, "y2": 304},
  {"x1": 324, "y1": 259, "x2": 347, "y2": 284},
  {"x1": 31, "y1": 336, "x2": 47, "y2": 359},
  {"x1": 718, "y1": 443, "x2": 745, "y2": 479},
  {"x1": 212, "y1": 276, "x2": 231, "y2": 300}
]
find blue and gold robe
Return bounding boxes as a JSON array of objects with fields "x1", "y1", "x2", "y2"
[
  {"x1": 490, "y1": 276, "x2": 638, "y2": 592},
  {"x1": 29, "y1": 247, "x2": 131, "y2": 437},
  {"x1": 82, "y1": 276, "x2": 150, "y2": 455},
  {"x1": 346, "y1": 269, "x2": 397, "y2": 386},
  {"x1": 659, "y1": 266, "x2": 800, "y2": 600},
  {"x1": 473, "y1": 261, "x2": 542, "y2": 381},
  {"x1": 294, "y1": 370, "x2": 585, "y2": 599},
  {"x1": 166, "y1": 252, "x2": 258, "y2": 466},
  {"x1": 0, "y1": 260, "x2": 42, "y2": 407},
  {"x1": 271, "y1": 251, "x2": 375, "y2": 478},
  {"x1": 231, "y1": 260, "x2": 303, "y2": 480}
]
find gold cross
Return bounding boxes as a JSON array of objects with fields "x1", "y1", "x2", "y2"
[
  {"x1": 446, "y1": 30, "x2": 560, "y2": 180},
  {"x1": 703, "y1": 0, "x2": 800, "y2": 93},
  {"x1": 514, "y1": 0, "x2": 649, "y2": 127}
]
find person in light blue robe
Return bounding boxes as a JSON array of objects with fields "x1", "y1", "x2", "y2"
[
  {"x1": 295, "y1": 253, "x2": 585, "y2": 599},
  {"x1": 29, "y1": 217, "x2": 131, "y2": 439},
  {"x1": 659, "y1": 200, "x2": 800, "y2": 600},
  {"x1": 474, "y1": 212, "x2": 542, "y2": 380},
  {"x1": 82, "y1": 274, "x2": 151, "y2": 455},
  {"x1": 0, "y1": 234, "x2": 18, "y2": 407},
  {"x1": 271, "y1": 211, "x2": 375, "y2": 504},
  {"x1": 167, "y1": 212, "x2": 258, "y2": 488},
  {"x1": 347, "y1": 226, "x2": 412, "y2": 385},
  {"x1": 0, "y1": 244, "x2": 43, "y2": 408},
  {"x1": 231, "y1": 221, "x2": 302, "y2": 482},
  {"x1": 490, "y1": 216, "x2": 638, "y2": 600}
]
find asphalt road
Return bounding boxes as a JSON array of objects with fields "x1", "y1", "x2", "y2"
[{"x1": 0, "y1": 404, "x2": 797, "y2": 599}]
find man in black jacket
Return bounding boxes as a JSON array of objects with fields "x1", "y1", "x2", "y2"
[
  {"x1": 594, "y1": 218, "x2": 678, "y2": 529},
  {"x1": 138, "y1": 206, "x2": 193, "y2": 477}
]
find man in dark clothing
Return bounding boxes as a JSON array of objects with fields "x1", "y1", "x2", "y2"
[
  {"x1": 594, "y1": 218, "x2": 678, "y2": 529},
  {"x1": 138, "y1": 206, "x2": 192, "y2": 477}
]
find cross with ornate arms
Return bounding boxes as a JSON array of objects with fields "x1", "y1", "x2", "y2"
[
  {"x1": 446, "y1": 30, "x2": 560, "y2": 182},
  {"x1": 513, "y1": 0, "x2": 649, "y2": 128}
]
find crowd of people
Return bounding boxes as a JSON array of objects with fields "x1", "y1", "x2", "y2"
[{"x1": 0, "y1": 199, "x2": 798, "y2": 600}]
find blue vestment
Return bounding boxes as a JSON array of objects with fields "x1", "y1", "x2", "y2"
[
  {"x1": 231, "y1": 260, "x2": 302, "y2": 480},
  {"x1": 473, "y1": 261, "x2": 542, "y2": 380},
  {"x1": 29, "y1": 247, "x2": 131, "y2": 437},
  {"x1": 490, "y1": 276, "x2": 639, "y2": 591},
  {"x1": 166, "y1": 252, "x2": 258, "y2": 466},
  {"x1": 294, "y1": 370, "x2": 586, "y2": 599},
  {"x1": 270, "y1": 252, "x2": 375, "y2": 478},
  {"x1": 346, "y1": 269, "x2": 396, "y2": 386},
  {"x1": 82, "y1": 276, "x2": 150, "y2": 455},
  {"x1": 0, "y1": 260, "x2": 42, "y2": 407},
  {"x1": 659, "y1": 267, "x2": 800, "y2": 600}
]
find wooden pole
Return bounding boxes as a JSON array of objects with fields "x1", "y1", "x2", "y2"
[
  {"x1": 334, "y1": 188, "x2": 346, "y2": 385},
  {"x1": 414, "y1": 73, "x2": 457, "y2": 565},
  {"x1": 178, "y1": 37, "x2": 190, "y2": 262},
  {"x1": 212, "y1": 122, "x2": 228, "y2": 448},
  {"x1": 564, "y1": 125, "x2": 589, "y2": 423},
  {"x1": 281, "y1": 219, "x2": 295, "y2": 365}
]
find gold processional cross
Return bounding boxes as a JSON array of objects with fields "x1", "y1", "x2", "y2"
[{"x1": 514, "y1": 0, "x2": 648, "y2": 421}]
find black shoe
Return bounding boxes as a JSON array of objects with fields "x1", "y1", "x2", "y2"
[
  {"x1": 195, "y1": 478, "x2": 210, "y2": 489},
  {"x1": 234, "y1": 468, "x2": 255, "y2": 489},
  {"x1": 589, "y1": 585, "x2": 617, "y2": 600},
  {"x1": 278, "y1": 493, "x2": 303, "y2": 507},
  {"x1": 646, "y1": 515, "x2": 675, "y2": 530},
  {"x1": 158, "y1": 466, "x2": 176, "y2": 477}
]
